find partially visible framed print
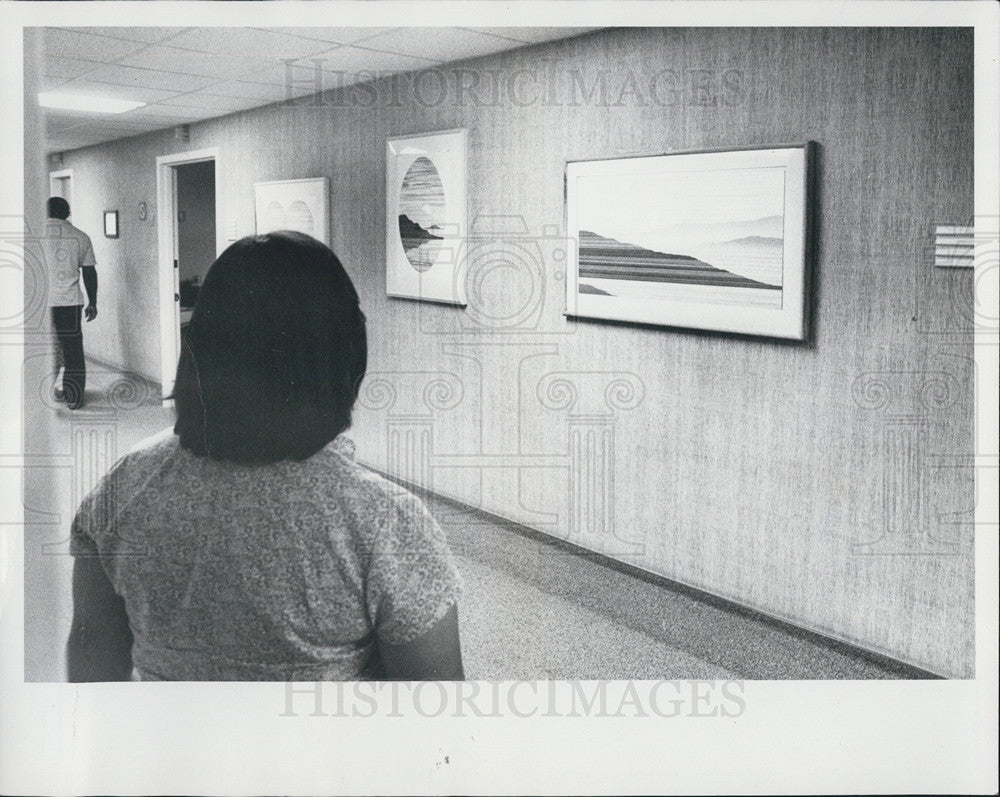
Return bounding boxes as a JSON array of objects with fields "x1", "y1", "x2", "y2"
[
  {"x1": 565, "y1": 144, "x2": 814, "y2": 340},
  {"x1": 254, "y1": 177, "x2": 330, "y2": 246},
  {"x1": 386, "y1": 129, "x2": 467, "y2": 305}
]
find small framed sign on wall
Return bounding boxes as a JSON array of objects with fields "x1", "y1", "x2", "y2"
[
  {"x1": 103, "y1": 210, "x2": 119, "y2": 239},
  {"x1": 565, "y1": 143, "x2": 814, "y2": 340}
]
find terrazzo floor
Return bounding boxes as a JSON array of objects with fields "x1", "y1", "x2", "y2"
[{"x1": 433, "y1": 495, "x2": 933, "y2": 680}]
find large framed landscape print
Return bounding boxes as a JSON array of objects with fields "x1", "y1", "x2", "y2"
[
  {"x1": 565, "y1": 144, "x2": 813, "y2": 340},
  {"x1": 386, "y1": 129, "x2": 467, "y2": 305}
]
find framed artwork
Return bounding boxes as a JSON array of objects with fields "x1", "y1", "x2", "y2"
[
  {"x1": 386, "y1": 129, "x2": 467, "y2": 305},
  {"x1": 103, "y1": 210, "x2": 119, "y2": 238},
  {"x1": 565, "y1": 143, "x2": 814, "y2": 340},
  {"x1": 253, "y1": 177, "x2": 330, "y2": 245}
]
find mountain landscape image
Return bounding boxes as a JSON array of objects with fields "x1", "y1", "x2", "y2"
[
  {"x1": 572, "y1": 166, "x2": 789, "y2": 304},
  {"x1": 577, "y1": 226, "x2": 784, "y2": 297},
  {"x1": 398, "y1": 155, "x2": 446, "y2": 272},
  {"x1": 399, "y1": 214, "x2": 442, "y2": 250}
]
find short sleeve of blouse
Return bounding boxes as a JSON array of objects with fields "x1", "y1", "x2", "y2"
[
  {"x1": 69, "y1": 477, "x2": 106, "y2": 557},
  {"x1": 365, "y1": 491, "x2": 463, "y2": 646},
  {"x1": 69, "y1": 455, "x2": 133, "y2": 560}
]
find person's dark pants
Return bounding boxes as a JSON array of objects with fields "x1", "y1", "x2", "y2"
[{"x1": 51, "y1": 305, "x2": 85, "y2": 405}]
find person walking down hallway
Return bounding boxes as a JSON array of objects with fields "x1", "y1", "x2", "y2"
[{"x1": 43, "y1": 197, "x2": 97, "y2": 410}]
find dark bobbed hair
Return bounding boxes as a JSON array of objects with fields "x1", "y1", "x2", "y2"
[
  {"x1": 173, "y1": 231, "x2": 367, "y2": 463},
  {"x1": 48, "y1": 197, "x2": 70, "y2": 219}
]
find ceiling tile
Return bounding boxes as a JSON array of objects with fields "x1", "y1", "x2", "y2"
[
  {"x1": 41, "y1": 75, "x2": 73, "y2": 91},
  {"x1": 52, "y1": 79, "x2": 179, "y2": 104},
  {"x1": 317, "y1": 44, "x2": 442, "y2": 73},
  {"x1": 207, "y1": 79, "x2": 315, "y2": 101},
  {"x1": 165, "y1": 27, "x2": 335, "y2": 59},
  {"x1": 155, "y1": 92, "x2": 267, "y2": 112},
  {"x1": 80, "y1": 64, "x2": 218, "y2": 93},
  {"x1": 247, "y1": 45, "x2": 440, "y2": 89},
  {"x1": 254, "y1": 27, "x2": 397, "y2": 46},
  {"x1": 40, "y1": 55, "x2": 104, "y2": 80},
  {"x1": 37, "y1": 26, "x2": 591, "y2": 153},
  {"x1": 243, "y1": 58, "x2": 333, "y2": 89},
  {"x1": 115, "y1": 45, "x2": 274, "y2": 82},
  {"x1": 42, "y1": 28, "x2": 152, "y2": 63},
  {"x1": 358, "y1": 27, "x2": 533, "y2": 62},
  {"x1": 80, "y1": 27, "x2": 192, "y2": 44},
  {"x1": 462, "y1": 27, "x2": 599, "y2": 45}
]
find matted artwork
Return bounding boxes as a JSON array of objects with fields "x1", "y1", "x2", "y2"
[
  {"x1": 386, "y1": 129, "x2": 467, "y2": 304},
  {"x1": 565, "y1": 144, "x2": 813, "y2": 340},
  {"x1": 253, "y1": 177, "x2": 330, "y2": 245}
]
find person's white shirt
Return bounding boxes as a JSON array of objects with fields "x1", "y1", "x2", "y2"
[{"x1": 42, "y1": 217, "x2": 96, "y2": 307}]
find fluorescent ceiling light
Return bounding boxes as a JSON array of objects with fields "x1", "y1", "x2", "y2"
[{"x1": 39, "y1": 92, "x2": 146, "y2": 114}]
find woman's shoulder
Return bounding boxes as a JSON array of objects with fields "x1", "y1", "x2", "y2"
[
  {"x1": 90, "y1": 425, "x2": 177, "y2": 483},
  {"x1": 102, "y1": 426, "x2": 180, "y2": 480},
  {"x1": 125, "y1": 425, "x2": 179, "y2": 458},
  {"x1": 73, "y1": 427, "x2": 181, "y2": 538},
  {"x1": 309, "y1": 437, "x2": 429, "y2": 517}
]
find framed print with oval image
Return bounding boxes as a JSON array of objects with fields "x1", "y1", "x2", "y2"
[{"x1": 386, "y1": 129, "x2": 467, "y2": 305}]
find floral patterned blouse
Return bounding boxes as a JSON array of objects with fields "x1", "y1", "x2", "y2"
[{"x1": 71, "y1": 428, "x2": 462, "y2": 681}]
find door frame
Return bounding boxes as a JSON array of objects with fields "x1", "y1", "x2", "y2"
[
  {"x1": 155, "y1": 147, "x2": 222, "y2": 403},
  {"x1": 48, "y1": 168, "x2": 74, "y2": 214}
]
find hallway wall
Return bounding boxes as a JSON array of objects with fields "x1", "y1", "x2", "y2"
[{"x1": 53, "y1": 27, "x2": 975, "y2": 676}]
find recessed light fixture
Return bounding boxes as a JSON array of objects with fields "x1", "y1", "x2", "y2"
[{"x1": 38, "y1": 92, "x2": 146, "y2": 114}]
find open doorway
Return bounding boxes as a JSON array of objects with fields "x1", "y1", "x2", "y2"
[
  {"x1": 48, "y1": 168, "x2": 73, "y2": 213},
  {"x1": 175, "y1": 161, "x2": 216, "y2": 331},
  {"x1": 155, "y1": 148, "x2": 221, "y2": 401}
]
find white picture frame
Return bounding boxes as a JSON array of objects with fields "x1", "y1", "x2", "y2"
[
  {"x1": 386, "y1": 129, "x2": 467, "y2": 305},
  {"x1": 103, "y1": 209, "x2": 118, "y2": 239},
  {"x1": 565, "y1": 144, "x2": 814, "y2": 340},
  {"x1": 253, "y1": 176, "x2": 330, "y2": 246}
]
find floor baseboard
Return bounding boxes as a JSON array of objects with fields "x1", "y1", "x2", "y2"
[{"x1": 364, "y1": 462, "x2": 944, "y2": 680}]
